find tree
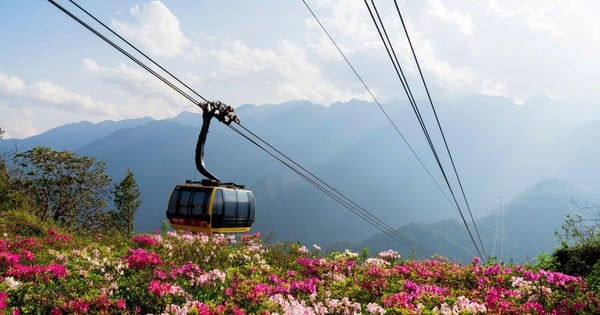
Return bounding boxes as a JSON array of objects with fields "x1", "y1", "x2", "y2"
[
  {"x1": 551, "y1": 205, "x2": 600, "y2": 278},
  {"x1": 113, "y1": 168, "x2": 141, "y2": 237},
  {"x1": 13, "y1": 146, "x2": 111, "y2": 229},
  {"x1": 0, "y1": 127, "x2": 8, "y2": 209}
]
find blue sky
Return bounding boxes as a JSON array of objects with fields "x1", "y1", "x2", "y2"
[{"x1": 2, "y1": 0, "x2": 600, "y2": 138}]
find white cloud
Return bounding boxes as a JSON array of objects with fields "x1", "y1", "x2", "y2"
[
  {"x1": 480, "y1": 78, "x2": 508, "y2": 98},
  {"x1": 111, "y1": 1, "x2": 199, "y2": 58},
  {"x1": 0, "y1": 69, "x2": 123, "y2": 137},
  {"x1": 0, "y1": 102, "x2": 37, "y2": 139},
  {"x1": 0, "y1": 72, "x2": 25, "y2": 95},
  {"x1": 427, "y1": 0, "x2": 474, "y2": 35},
  {"x1": 483, "y1": 0, "x2": 519, "y2": 18},
  {"x1": 0, "y1": 70, "x2": 116, "y2": 116},
  {"x1": 304, "y1": 0, "x2": 393, "y2": 57},
  {"x1": 82, "y1": 58, "x2": 190, "y2": 108},
  {"x1": 209, "y1": 39, "x2": 368, "y2": 105}
]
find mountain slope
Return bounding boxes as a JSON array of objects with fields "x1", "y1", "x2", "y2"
[
  {"x1": 356, "y1": 179, "x2": 600, "y2": 262},
  {"x1": 2, "y1": 117, "x2": 152, "y2": 151}
]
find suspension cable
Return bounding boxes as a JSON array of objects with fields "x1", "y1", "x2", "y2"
[
  {"x1": 229, "y1": 124, "x2": 431, "y2": 257},
  {"x1": 363, "y1": 0, "x2": 484, "y2": 258},
  {"x1": 301, "y1": 0, "x2": 456, "y2": 212},
  {"x1": 392, "y1": 0, "x2": 487, "y2": 258},
  {"x1": 66, "y1": 0, "x2": 210, "y2": 104},
  {"x1": 47, "y1": 0, "x2": 202, "y2": 108}
]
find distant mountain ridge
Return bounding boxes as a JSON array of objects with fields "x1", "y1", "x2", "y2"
[
  {"x1": 356, "y1": 178, "x2": 600, "y2": 262},
  {"x1": 3, "y1": 96, "x2": 600, "y2": 262},
  {"x1": 3, "y1": 117, "x2": 153, "y2": 151}
]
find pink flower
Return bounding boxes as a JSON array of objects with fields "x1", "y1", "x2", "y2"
[
  {"x1": 0, "y1": 291, "x2": 7, "y2": 308},
  {"x1": 0, "y1": 251, "x2": 19, "y2": 266},
  {"x1": 46, "y1": 228, "x2": 72, "y2": 243},
  {"x1": 148, "y1": 280, "x2": 186, "y2": 297},
  {"x1": 125, "y1": 248, "x2": 163, "y2": 269},
  {"x1": 193, "y1": 302, "x2": 211, "y2": 315},
  {"x1": 47, "y1": 264, "x2": 67, "y2": 278},
  {"x1": 6, "y1": 263, "x2": 66, "y2": 280},
  {"x1": 22, "y1": 250, "x2": 34, "y2": 261},
  {"x1": 67, "y1": 299, "x2": 89, "y2": 314},
  {"x1": 148, "y1": 279, "x2": 171, "y2": 297},
  {"x1": 384, "y1": 292, "x2": 414, "y2": 308},
  {"x1": 114, "y1": 299, "x2": 126, "y2": 309},
  {"x1": 132, "y1": 234, "x2": 160, "y2": 247}
]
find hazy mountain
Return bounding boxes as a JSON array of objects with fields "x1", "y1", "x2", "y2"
[
  {"x1": 356, "y1": 178, "x2": 600, "y2": 262},
  {"x1": 548, "y1": 119, "x2": 600, "y2": 192},
  {"x1": 3, "y1": 96, "x2": 600, "y2": 261},
  {"x1": 2, "y1": 117, "x2": 153, "y2": 152}
]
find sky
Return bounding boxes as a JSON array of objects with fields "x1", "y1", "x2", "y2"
[{"x1": 2, "y1": 0, "x2": 600, "y2": 138}]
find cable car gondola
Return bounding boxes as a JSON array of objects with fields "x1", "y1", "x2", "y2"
[{"x1": 166, "y1": 102, "x2": 256, "y2": 233}]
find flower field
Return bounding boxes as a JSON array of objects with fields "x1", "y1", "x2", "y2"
[{"x1": 0, "y1": 228, "x2": 599, "y2": 314}]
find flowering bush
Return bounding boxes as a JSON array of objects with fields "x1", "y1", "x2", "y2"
[{"x1": 0, "y1": 229, "x2": 598, "y2": 314}]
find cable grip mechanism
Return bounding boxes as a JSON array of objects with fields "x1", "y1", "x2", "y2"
[{"x1": 195, "y1": 101, "x2": 239, "y2": 182}]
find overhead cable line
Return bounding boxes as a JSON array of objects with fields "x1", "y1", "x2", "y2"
[
  {"x1": 303, "y1": 0, "x2": 486, "y2": 259},
  {"x1": 365, "y1": 0, "x2": 483, "y2": 259},
  {"x1": 363, "y1": 0, "x2": 485, "y2": 259},
  {"x1": 48, "y1": 0, "x2": 432, "y2": 257},
  {"x1": 229, "y1": 124, "x2": 431, "y2": 257},
  {"x1": 65, "y1": 0, "x2": 209, "y2": 104},
  {"x1": 301, "y1": 0, "x2": 456, "y2": 213},
  {"x1": 391, "y1": 0, "x2": 487, "y2": 258},
  {"x1": 47, "y1": 0, "x2": 200, "y2": 107}
]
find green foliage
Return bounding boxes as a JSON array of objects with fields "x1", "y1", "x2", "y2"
[
  {"x1": 586, "y1": 260, "x2": 600, "y2": 294},
  {"x1": 553, "y1": 241, "x2": 600, "y2": 276},
  {"x1": 0, "y1": 208, "x2": 54, "y2": 237},
  {"x1": 12, "y1": 146, "x2": 111, "y2": 231},
  {"x1": 0, "y1": 149, "x2": 30, "y2": 214},
  {"x1": 555, "y1": 213, "x2": 600, "y2": 247},
  {"x1": 0, "y1": 128, "x2": 10, "y2": 211},
  {"x1": 533, "y1": 252, "x2": 558, "y2": 271},
  {"x1": 551, "y1": 209, "x2": 600, "y2": 297},
  {"x1": 113, "y1": 168, "x2": 141, "y2": 237},
  {"x1": 160, "y1": 220, "x2": 171, "y2": 233},
  {"x1": 0, "y1": 154, "x2": 9, "y2": 210}
]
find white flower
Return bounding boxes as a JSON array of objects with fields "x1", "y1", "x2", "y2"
[{"x1": 4, "y1": 276, "x2": 21, "y2": 289}]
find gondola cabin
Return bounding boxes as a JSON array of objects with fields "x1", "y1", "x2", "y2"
[{"x1": 166, "y1": 181, "x2": 256, "y2": 233}]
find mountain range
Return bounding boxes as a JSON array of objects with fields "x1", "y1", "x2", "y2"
[{"x1": 3, "y1": 95, "x2": 600, "y2": 262}]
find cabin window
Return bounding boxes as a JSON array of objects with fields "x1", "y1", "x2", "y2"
[
  {"x1": 223, "y1": 189, "x2": 238, "y2": 219},
  {"x1": 167, "y1": 189, "x2": 179, "y2": 215},
  {"x1": 236, "y1": 190, "x2": 250, "y2": 219},
  {"x1": 177, "y1": 190, "x2": 192, "y2": 215},
  {"x1": 191, "y1": 190, "x2": 211, "y2": 216},
  {"x1": 248, "y1": 192, "x2": 256, "y2": 221},
  {"x1": 212, "y1": 189, "x2": 224, "y2": 216}
]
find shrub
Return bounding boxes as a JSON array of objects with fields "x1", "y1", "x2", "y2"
[
  {"x1": 0, "y1": 209, "x2": 53, "y2": 237},
  {"x1": 553, "y1": 241, "x2": 600, "y2": 276}
]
